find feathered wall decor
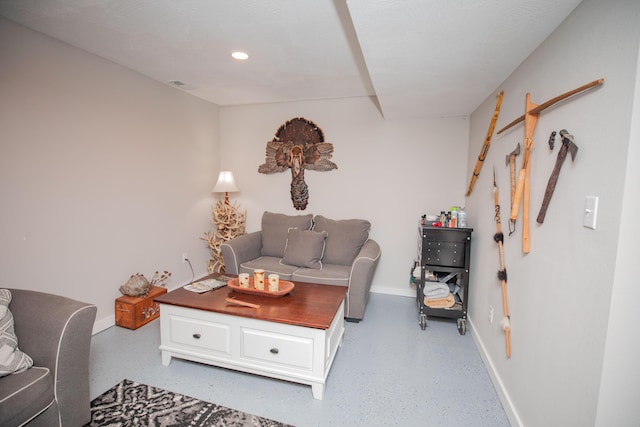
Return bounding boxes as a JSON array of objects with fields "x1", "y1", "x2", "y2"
[{"x1": 258, "y1": 117, "x2": 337, "y2": 210}]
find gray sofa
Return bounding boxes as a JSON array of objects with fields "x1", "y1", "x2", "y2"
[
  {"x1": 221, "y1": 212, "x2": 381, "y2": 321},
  {"x1": 0, "y1": 289, "x2": 97, "y2": 426}
]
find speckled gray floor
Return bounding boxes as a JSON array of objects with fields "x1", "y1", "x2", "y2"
[{"x1": 89, "y1": 293, "x2": 510, "y2": 426}]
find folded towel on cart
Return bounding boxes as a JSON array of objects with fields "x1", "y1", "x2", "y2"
[
  {"x1": 424, "y1": 293, "x2": 456, "y2": 308},
  {"x1": 424, "y1": 282, "x2": 450, "y2": 299}
]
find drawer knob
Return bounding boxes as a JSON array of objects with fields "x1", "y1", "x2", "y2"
[
  {"x1": 270, "y1": 348, "x2": 279, "y2": 354},
  {"x1": 193, "y1": 333, "x2": 201, "y2": 339}
]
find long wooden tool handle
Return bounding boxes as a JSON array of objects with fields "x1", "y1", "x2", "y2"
[
  {"x1": 537, "y1": 144, "x2": 569, "y2": 224},
  {"x1": 529, "y1": 78, "x2": 604, "y2": 115},
  {"x1": 225, "y1": 297, "x2": 260, "y2": 309},
  {"x1": 505, "y1": 325, "x2": 511, "y2": 358},
  {"x1": 493, "y1": 174, "x2": 511, "y2": 358},
  {"x1": 501, "y1": 278, "x2": 511, "y2": 358},
  {"x1": 493, "y1": 186, "x2": 502, "y2": 235},
  {"x1": 465, "y1": 91, "x2": 504, "y2": 196},
  {"x1": 497, "y1": 78, "x2": 604, "y2": 135},
  {"x1": 509, "y1": 158, "x2": 516, "y2": 209},
  {"x1": 523, "y1": 165, "x2": 531, "y2": 253},
  {"x1": 510, "y1": 168, "x2": 526, "y2": 221}
]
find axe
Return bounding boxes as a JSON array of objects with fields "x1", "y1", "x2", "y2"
[
  {"x1": 498, "y1": 78, "x2": 603, "y2": 253},
  {"x1": 505, "y1": 143, "x2": 521, "y2": 214},
  {"x1": 536, "y1": 129, "x2": 578, "y2": 224}
]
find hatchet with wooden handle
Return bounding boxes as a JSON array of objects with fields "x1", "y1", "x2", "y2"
[
  {"x1": 497, "y1": 78, "x2": 603, "y2": 254},
  {"x1": 505, "y1": 143, "x2": 521, "y2": 214},
  {"x1": 510, "y1": 165, "x2": 526, "y2": 221},
  {"x1": 537, "y1": 130, "x2": 578, "y2": 224}
]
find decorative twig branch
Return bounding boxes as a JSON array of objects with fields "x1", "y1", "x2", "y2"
[{"x1": 202, "y1": 200, "x2": 246, "y2": 273}]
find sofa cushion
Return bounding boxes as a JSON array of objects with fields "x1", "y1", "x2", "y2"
[
  {"x1": 261, "y1": 212, "x2": 314, "y2": 258},
  {"x1": 0, "y1": 366, "x2": 54, "y2": 426},
  {"x1": 282, "y1": 228, "x2": 327, "y2": 269},
  {"x1": 312, "y1": 215, "x2": 371, "y2": 266},
  {"x1": 0, "y1": 290, "x2": 33, "y2": 377},
  {"x1": 240, "y1": 256, "x2": 298, "y2": 281},
  {"x1": 292, "y1": 264, "x2": 351, "y2": 287}
]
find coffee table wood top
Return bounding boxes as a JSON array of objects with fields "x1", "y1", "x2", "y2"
[{"x1": 154, "y1": 274, "x2": 347, "y2": 330}]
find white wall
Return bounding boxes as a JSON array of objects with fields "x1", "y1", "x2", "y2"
[
  {"x1": 219, "y1": 97, "x2": 470, "y2": 297},
  {"x1": 595, "y1": 38, "x2": 640, "y2": 427},
  {"x1": 0, "y1": 18, "x2": 219, "y2": 332},
  {"x1": 465, "y1": 0, "x2": 640, "y2": 425}
]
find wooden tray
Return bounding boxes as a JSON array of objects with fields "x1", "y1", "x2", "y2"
[{"x1": 227, "y1": 278, "x2": 295, "y2": 297}]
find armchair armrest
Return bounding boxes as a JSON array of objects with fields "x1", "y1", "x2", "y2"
[
  {"x1": 346, "y1": 239, "x2": 381, "y2": 320},
  {"x1": 221, "y1": 231, "x2": 263, "y2": 274},
  {"x1": 8, "y1": 289, "x2": 97, "y2": 427}
]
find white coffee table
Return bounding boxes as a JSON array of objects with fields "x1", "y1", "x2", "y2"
[{"x1": 154, "y1": 276, "x2": 347, "y2": 399}]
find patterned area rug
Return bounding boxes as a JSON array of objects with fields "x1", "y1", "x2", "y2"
[{"x1": 86, "y1": 379, "x2": 293, "y2": 426}]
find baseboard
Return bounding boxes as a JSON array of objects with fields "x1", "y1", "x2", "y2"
[
  {"x1": 370, "y1": 285, "x2": 415, "y2": 298},
  {"x1": 93, "y1": 315, "x2": 115, "y2": 335},
  {"x1": 469, "y1": 316, "x2": 522, "y2": 427},
  {"x1": 92, "y1": 274, "x2": 212, "y2": 335}
]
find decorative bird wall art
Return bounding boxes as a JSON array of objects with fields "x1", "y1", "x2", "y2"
[{"x1": 258, "y1": 117, "x2": 337, "y2": 210}]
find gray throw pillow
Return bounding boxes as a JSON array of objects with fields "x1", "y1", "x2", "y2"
[
  {"x1": 261, "y1": 212, "x2": 314, "y2": 258},
  {"x1": 281, "y1": 228, "x2": 328, "y2": 269},
  {"x1": 0, "y1": 289, "x2": 34, "y2": 377},
  {"x1": 313, "y1": 215, "x2": 371, "y2": 266}
]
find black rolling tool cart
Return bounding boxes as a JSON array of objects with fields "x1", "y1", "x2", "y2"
[{"x1": 416, "y1": 225, "x2": 473, "y2": 335}]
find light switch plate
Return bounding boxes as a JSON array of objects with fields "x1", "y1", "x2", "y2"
[{"x1": 584, "y1": 196, "x2": 598, "y2": 229}]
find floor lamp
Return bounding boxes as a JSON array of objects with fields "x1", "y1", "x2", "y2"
[{"x1": 203, "y1": 171, "x2": 246, "y2": 273}]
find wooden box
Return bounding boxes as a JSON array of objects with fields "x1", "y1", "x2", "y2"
[{"x1": 115, "y1": 286, "x2": 167, "y2": 330}]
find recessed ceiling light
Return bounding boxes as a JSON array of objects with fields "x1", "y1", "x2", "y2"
[{"x1": 231, "y1": 51, "x2": 249, "y2": 60}]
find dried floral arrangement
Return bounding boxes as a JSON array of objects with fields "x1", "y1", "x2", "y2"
[
  {"x1": 119, "y1": 270, "x2": 172, "y2": 297},
  {"x1": 202, "y1": 200, "x2": 246, "y2": 273}
]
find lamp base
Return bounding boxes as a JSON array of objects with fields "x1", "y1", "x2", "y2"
[{"x1": 203, "y1": 200, "x2": 246, "y2": 273}]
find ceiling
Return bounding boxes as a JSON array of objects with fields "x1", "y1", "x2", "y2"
[{"x1": 0, "y1": 0, "x2": 582, "y2": 120}]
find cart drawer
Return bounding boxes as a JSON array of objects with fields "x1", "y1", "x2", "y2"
[
  {"x1": 421, "y1": 228, "x2": 471, "y2": 268},
  {"x1": 424, "y1": 241, "x2": 466, "y2": 267}
]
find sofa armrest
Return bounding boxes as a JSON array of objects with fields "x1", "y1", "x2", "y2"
[
  {"x1": 221, "y1": 231, "x2": 263, "y2": 274},
  {"x1": 8, "y1": 289, "x2": 97, "y2": 427},
  {"x1": 346, "y1": 239, "x2": 381, "y2": 320}
]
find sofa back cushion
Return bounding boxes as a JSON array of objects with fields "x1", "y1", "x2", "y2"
[
  {"x1": 261, "y1": 212, "x2": 314, "y2": 258},
  {"x1": 282, "y1": 228, "x2": 328, "y2": 269},
  {"x1": 312, "y1": 215, "x2": 371, "y2": 266}
]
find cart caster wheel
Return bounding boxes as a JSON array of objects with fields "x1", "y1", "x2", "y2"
[
  {"x1": 457, "y1": 318, "x2": 467, "y2": 335},
  {"x1": 419, "y1": 314, "x2": 427, "y2": 330}
]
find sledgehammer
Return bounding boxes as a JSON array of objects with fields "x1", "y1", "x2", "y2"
[{"x1": 536, "y1": 129, "x2": 578, "y2": 224}]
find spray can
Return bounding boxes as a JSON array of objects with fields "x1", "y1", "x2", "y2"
[{"x1": 458, "y1": 207, "x2": 467, "y2": 228}]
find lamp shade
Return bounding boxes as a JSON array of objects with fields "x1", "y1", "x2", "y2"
[{"x1": 212, "y1": 171, "x2": 239, "y2": 193}]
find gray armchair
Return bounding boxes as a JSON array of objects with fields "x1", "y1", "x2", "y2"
[{"x1": 0, "y1": 289, "x2": 97, "y2": 426}]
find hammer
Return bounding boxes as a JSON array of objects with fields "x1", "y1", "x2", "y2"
[
  {"x1": 536, "y1": 129, "x2": 578, "y2": 224},
  {"x1": 505, "y1": 143, "x2": 521, "y2": 213}
]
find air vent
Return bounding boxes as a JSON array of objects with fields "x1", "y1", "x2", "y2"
[{"x1": 167, "y1": 80, "x2": 195, "y2": 90}]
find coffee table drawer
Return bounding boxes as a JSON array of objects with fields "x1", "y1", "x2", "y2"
[
  {"x1": 170, "y1": 315, "x2": 231, "y2": 354},
  {"x1": 242, "y1": 328, "x2": 313, "y2": 370}
]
